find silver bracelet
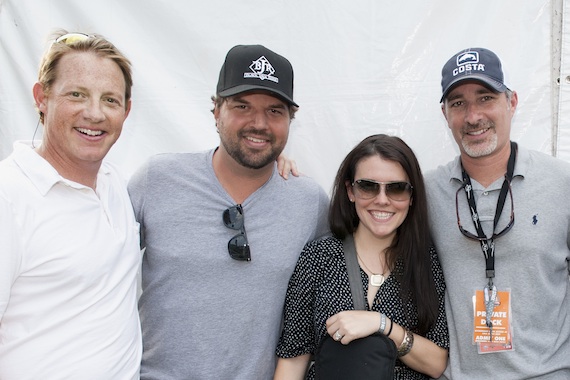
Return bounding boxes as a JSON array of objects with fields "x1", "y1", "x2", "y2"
[
  {"x1": 378, "y1": 313, "x2": 387, "y2": 334},
  {"x1": 397, "y1": 329, "x2": 414, "y2": 357}
]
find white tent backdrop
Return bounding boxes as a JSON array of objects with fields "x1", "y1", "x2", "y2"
[{"x1": 1, "y1": 0, "x2": 567, "y2": 194}]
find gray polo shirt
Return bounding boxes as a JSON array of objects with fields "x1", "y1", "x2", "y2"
[{"x1": 425, "y1": 145, "x2": 570, "y2": 379}]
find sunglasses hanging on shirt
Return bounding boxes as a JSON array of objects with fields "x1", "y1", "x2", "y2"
[{"x1": 223, "y1": 204, "x2": 251, "y2": 261}]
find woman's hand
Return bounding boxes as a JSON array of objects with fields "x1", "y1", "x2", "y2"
[
  {"x1": 277, "y1": 153, "x2": 300, "y2": 179},
  {"x1": 325, "y1": 310, "x2": 380, "y2": 344}
]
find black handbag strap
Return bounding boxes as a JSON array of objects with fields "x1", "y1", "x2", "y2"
[{"x1": 342, "y1": 235, "x2": 365, "y2": 311}]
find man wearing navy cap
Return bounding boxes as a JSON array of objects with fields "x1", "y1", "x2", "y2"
[
  {"x1": 129, "y1": 45, "x2": 329, "y2": 379},
  {"x1": 425, "y1": 47, "x2": 570, "y2": 379}
]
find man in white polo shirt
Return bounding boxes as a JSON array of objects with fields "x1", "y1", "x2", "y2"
[{"x1": 0, "y1": 30, "x2": 141, "y2": 379}]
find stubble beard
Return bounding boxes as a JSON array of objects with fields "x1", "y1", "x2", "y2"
[
  {"x1": 461, "y1": 123, "x2": 498, "y2": 158},
  {"x1": 221, "y1": 131, "x2": 284, "y2": 170}
]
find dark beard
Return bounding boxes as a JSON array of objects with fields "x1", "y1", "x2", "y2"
[{"x1": 221, "y1": 139, "x2": 283, "y2": 169}]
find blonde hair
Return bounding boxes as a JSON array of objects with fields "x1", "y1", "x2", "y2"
[{"x1": 36, "y1": 29, "x2": 133, "y2": 123}]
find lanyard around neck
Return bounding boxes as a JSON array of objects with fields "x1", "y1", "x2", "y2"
[{"x1": 460, "y1": 141, "x2": 517, "y2": 283}]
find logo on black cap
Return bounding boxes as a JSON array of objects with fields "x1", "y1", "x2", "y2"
[
  {"x1": 244, "y1": 56, "x2": 279, "y2": 83},
  {"x1": 216, "y1": 44, "x2": 298, "y2": 107}
]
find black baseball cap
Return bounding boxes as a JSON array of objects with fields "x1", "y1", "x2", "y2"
[
  {"x1": 440, "y1": 47, "x2": 509, "y2": 103},
  {"x1": 216, "y1": 44, "x2": 298, "y2": 107}
]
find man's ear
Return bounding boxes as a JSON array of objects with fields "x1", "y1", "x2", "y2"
[
  {"x1": 211, "y1": 105, "x2": 218, "y2": 129},
  {"x1": 124, "y1": 99, "x2": 132, "y2": 118},
  {"x1": 441, "y1": 103, "x2": 451, "y2": 129},
  {"x1": 33, "y1": 82, "x2": 47, "y2": 112},
  {"x1": 508, "y1": 91, "x2": 518, "y2": 116}
]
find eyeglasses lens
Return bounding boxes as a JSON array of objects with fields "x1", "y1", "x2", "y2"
[
  {"x1": 354, "y1": 180, "x2": 412, "y2": 201},
  {"x1": 223, "y1": 205, "x2": 243, "y2": 229}
]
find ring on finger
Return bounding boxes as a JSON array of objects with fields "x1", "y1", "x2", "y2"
[{"x1": 333, "y1": 330, "x2": 343, "y2": 341}]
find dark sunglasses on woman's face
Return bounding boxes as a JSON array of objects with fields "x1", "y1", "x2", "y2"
[{"x1": 352, "y1": 179, "x2": 413, "y2": 201}]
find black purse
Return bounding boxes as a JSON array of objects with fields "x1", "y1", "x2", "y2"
[{"x1": 314, "y1": 236, "x2": 397, "y2": 379}]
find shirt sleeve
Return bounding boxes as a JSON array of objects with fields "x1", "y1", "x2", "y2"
[
  {"x1": 425, "y1": 245, "x2": 450, "y2": 349},
  {"x1": 0, "y1": 197, "x2": 22, "y2": 321},
  {"x1": 127, "y1": 160, "x2": 149, "y2": 249},
  {"x1": 276, "y1": 243, "x2": 320, "y2": 358},
  {"x1": 314, "y1": 187, "x2": 331, "y2": 240}
]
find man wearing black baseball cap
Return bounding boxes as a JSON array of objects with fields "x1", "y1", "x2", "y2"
[
  {"x1": 425, "y1": 47, "x2": 570, "y2": 379},
  {"x1": 129, "y1": 45, "x2": 329, "y2": 380},
  {"x1": 216, "y1": 44, "x2": 299, "y2": 107}
]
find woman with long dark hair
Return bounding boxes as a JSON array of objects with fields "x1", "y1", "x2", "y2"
[{"x1": 274, "y1": 134, "x2": 448, "y2": 379}]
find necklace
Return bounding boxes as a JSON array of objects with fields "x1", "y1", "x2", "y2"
[{"x1": 356, "y1": 251, "x2": 385, "y2": 287}]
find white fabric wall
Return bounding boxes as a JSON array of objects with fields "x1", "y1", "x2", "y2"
[
  {"x1": 0, "y1": 0, "x2": 562, "y2": 194},
  {"x1": 558, "y1": 0, "x2": 570, "y2": 162}
]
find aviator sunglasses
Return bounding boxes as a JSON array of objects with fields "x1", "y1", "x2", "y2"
[
  {"x1": 455, "y1": 183, "x2": 515, "y2": 241},
  {"x1": 223, "y1": 204, "x2": 251, "y2": 261},
  {"x1": 352, "y1": 179, "x2": 413, "y2": 201},
  {"x1": 54, "y1": 33, "x2": 93, "y2": 45}
]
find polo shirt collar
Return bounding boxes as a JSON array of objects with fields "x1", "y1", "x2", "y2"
[
  {"x1": 449, "y1": 142, "x2": 528, "y2": 184},
  {"x1": 11, "y1": 142, "x2": 111, "y2": 196}
]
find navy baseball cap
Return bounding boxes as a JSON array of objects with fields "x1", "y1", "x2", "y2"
[
  {"x1": 440, "y1": 47, "x2": 509, "y2": 103},
  {"x1": 216, "y1": 44, "x2": 298, "y2": 107}
]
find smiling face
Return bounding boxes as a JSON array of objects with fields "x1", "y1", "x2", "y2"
[
  {"x1": 34, "y1": 51, "x2": 130, "y2": 175},
  {"x1": 442, "y1": 81, "x2": 517, "y2": 159},
  {"x1": 346, "y1": 155, "x2": 411, "y2": 244},
  {"x1": 213, "y1": 92, "x2": 290, "y2": 170}
]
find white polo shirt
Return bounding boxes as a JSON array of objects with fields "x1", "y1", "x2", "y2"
[{"x1": 0, "y1": 143, "x2": 142, "y2": 380}]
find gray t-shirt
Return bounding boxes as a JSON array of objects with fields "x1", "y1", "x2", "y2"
[{"x1": 128, "y1": 149, "x2": 330, "y2": 380}]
